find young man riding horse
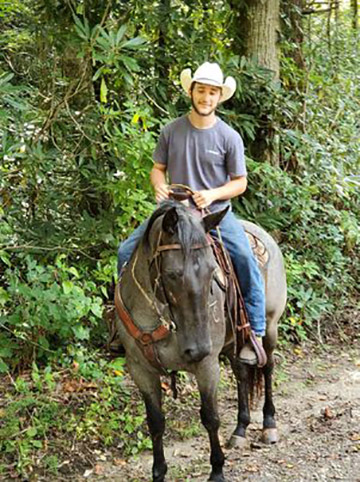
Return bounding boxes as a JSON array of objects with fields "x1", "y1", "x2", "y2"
[{"x1": 118, "y1": 62, "x2": 265, "y2": 365}]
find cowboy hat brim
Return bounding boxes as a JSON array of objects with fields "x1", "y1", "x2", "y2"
[{"x1": 180, "y1": 68, "x2": 236, "y2": 103}]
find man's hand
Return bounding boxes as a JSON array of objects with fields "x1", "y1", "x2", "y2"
[
  {"x1": 154, "y1": 182, "x2": 171, "y2": 203},
  {"x1": 193, "y1": 189, "x2": 217, "y2": 209}
]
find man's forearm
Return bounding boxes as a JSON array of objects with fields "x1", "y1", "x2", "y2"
[
  {"x1": 150, "y1": 166, "x2": 167, "y2": 188},
  {"x1": 212, "y1": 176, "x2": 247, "y2": 201},
  {"x1": 192, "y1": 176, "x2": 247, "y2": 209}
]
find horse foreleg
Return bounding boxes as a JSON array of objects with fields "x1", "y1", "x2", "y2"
[
  {"x1": 228, "y1": 359, "x2": 251, "y2": 449},
  {"x1": 128, "y1": 359, "x2": 167, "y2": 482},
  {"x1": 196, "y1": 362, "x2": 226, "y2": 482},
  {"x1": 143, "y1": 392, "x2": 167, "y2": 482},
  {"x1": 262, "y1": 353, "x2": 278, "y2": 444}
]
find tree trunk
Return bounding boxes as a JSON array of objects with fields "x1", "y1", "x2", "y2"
[
  {"x1": 242, "y1": 0, "x2": 280, "y2": 81},
  {"x1": 351, "y1": 0, "x2": 358, "y2": 29},
  {"x1": 239, "y1": 0, "x2": 280, "y2": 164},
  {"x1": 284, "y1": 0, "x2": 306, "y2": 72}
]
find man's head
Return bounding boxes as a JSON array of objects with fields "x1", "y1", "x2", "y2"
[{"x1": 180, "y1": 62, "x2": 236, "y2": 106}]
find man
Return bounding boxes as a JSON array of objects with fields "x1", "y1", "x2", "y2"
[{"x1": 118, "y1": 62, "x2": 266, "y2": 365}]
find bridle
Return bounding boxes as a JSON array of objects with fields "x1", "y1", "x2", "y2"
[
  {"x1": 132, "y1": 226, "x2": 212, "y2": 333},
  {"x1": 115, "y1": 198, "x2": 213, "y2": 372}
]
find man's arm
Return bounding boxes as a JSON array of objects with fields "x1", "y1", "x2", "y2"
[
  {"x1": 150, "y1": 163, "x2": 170, "y2": 203},
  {"x1": 193, "y1": 176, "x2": 247, "y2": 209}
]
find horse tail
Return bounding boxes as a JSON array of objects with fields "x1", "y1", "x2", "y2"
[{"x1": 248, "y1": 366, "x2": 264, "y2": 408}]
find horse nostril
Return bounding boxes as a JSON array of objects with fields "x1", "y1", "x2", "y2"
[{"x1": 184, "y1": 345, "x2": 210, "y2": 363}]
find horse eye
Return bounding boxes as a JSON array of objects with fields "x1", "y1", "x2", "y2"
[{"x1": 164, "y1": 269, "x2": 183, "y2": 279}]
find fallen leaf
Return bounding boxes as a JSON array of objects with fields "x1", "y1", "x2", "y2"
[
  {"x1": 161, "y1": 381, "x2": 171, "y2": 393},
  {"x1": 95, "y1": 464, "x2": 104, "y2": 475},
  {"x1": 323, "y1": 406, "x2": 334, "y2": 419},
  {"x1": 113, "y1": 458, "x2": 127, "y2": 466},
  {"x1": 245, "y1": 464, "x2": 260, "y2": 473}
]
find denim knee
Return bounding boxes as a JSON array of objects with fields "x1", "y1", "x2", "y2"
[{"x1": 117, "y1": 220, "x2": 149, "y2": 274}]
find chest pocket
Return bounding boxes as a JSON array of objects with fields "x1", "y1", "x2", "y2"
[{"x1": 201, "y1": 149, "x2": 225, "y2": 167}]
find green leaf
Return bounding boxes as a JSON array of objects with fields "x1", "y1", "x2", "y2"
[
  {"x1": 68, "y1": 267, "x2": 80, "y2": 278},
  {"x1": 62, "y1": 281, "x2": 74, "y2": 295},
  {"x1": 0, "y1": 358, "x2": 9, "y2": 373},
  {"x1": 109, "y1": 357, "x2": 125, "y2": 371},
  {"x1": 100, "y1": 77, "x2": 108, "y2": 103},
  {"x1": 90, "y1": 302, "x2": 103, "y2": 318},
  {"x1": 72, "y1": 325, "x2": 90, "y2": 341},
  {"x1": 0, "y1": 286, "x2": 10, "y2": 305},
  {"x1": 116, "y1": 25, "x2": 127, "y2": 45},
  {"x1": 26, "y1": 427, "x2": 37, "y2": 438},
  {"x1": 121, "y1": 37, "x2": 146, "y2": 49}
]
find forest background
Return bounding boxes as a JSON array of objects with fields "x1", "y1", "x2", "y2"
[{"x1": 0, "y1": 0, "x2": 359, "y2": 479}]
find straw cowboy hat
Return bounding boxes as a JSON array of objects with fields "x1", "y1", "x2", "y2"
[{"x1": 180, "y1": 62, "x2": 236, "y2": 102}]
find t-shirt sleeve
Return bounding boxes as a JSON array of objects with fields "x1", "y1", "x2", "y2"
[
  {"x1": 225, "y1": 131, "x2": 247, "y2": 178},
  {"x1": 152, "y1": 127, "x2": 168, "y2": 166}
]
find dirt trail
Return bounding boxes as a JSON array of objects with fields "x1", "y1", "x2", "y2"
[{"x1": 90, "y1": 346, "x2": 360, "y2": 482}]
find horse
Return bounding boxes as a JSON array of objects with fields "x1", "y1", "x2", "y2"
[{"x1": 114, "y1": 199, "x2": 287, "y2": 482}]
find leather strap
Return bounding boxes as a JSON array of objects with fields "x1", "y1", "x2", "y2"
[
  {"x1": 114, "y1": 284, "x2": 170, "y2": 370},
  {"x1": 250, "y1": 331, "x2": 268, "y2": 368},
  {"x1": 156, "y1": 241, "x2": 211, "y2": 253}
]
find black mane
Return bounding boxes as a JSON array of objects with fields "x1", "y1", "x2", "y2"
[{"x1": 144, "y1": 200, "x2": 207, "y2": 258}]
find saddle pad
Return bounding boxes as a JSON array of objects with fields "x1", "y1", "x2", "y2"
[{"x1": 245, "y1": 231, "x2": 269, "y2": 269}]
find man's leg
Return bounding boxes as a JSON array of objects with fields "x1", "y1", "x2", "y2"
[
  {"x1": 117, "y1": 220, "x2": 149, "y2": 275},
  {"x1": 212, "y1": 210, "x2": 266, "y2": 363}
]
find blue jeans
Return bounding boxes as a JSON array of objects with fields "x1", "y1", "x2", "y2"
[{"x1": 117, "y1": 210, "x2": 266, "y2": 336}]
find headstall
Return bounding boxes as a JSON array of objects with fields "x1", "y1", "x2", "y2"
[{"x1": 115, "y1": 230, "x2": 212, "y2": 372}]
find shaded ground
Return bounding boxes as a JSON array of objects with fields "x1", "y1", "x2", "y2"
[{"x1": 84, "y1": 345, "x2": 360, "y2": 482}]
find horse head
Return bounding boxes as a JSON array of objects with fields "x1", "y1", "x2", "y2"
[{"x1": 144, "y1": 201, "x2": 228, "y2": 363}]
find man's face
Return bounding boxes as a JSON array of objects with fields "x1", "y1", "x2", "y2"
[{"x1": 190, "y1": 83, "x2": 222, "y2": 117}]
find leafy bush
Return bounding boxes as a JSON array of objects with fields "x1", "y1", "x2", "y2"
[{"x1": 0, "y1": 255, "x2": 103, "y2": 371}]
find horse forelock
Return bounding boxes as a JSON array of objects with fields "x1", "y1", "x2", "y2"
[{"x1": 143, "y1": 201, "x2": 207, "y2": 261}]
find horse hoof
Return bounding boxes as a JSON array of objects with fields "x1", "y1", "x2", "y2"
[
  {"x1": 226, "y1": 434, "x2": 249, "y2": 450},
  {"x1": 209, "y1": 474, "x2": 226, "y2": 482},
  {"x1": 262, "y1": 428, "x2": 278, "y2": 444}
]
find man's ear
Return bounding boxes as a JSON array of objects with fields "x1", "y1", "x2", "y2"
[
  {"x1": 162, "y1": 207, "x2": 179, "y2": 234},
  {"x1": 202, "y1": 206, "x2": 229, "y2": 233}
]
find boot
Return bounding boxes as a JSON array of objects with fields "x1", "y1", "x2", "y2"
[{"x1": 239, "y1": 335, "x2": 263, "y2": 366}]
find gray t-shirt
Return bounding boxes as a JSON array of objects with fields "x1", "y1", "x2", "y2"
[{"x1": 153, "y1": 115, "x2": 247, "y2": 212}]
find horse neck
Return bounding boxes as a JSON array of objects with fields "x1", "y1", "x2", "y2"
[{"x1": 121, "y1": 240, "x2": 161, "y2": 327}]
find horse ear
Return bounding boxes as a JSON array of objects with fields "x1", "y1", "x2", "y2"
[
  {"x1": 162, "y1": 207, "x2": 179, "y2": 234},
  {"x1": 202, "y1": 206, "x2": 229, "y2": 233}
]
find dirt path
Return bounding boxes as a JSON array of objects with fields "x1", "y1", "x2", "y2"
[{"x1": 89, "y1": 346, "x2": 360, "y2": 482}]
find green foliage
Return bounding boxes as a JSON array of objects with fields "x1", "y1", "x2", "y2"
[
  {"x1": 0, "y1": 255, "x2": 103, "y2": 371},
  {"x1": 0, "y1": 355, "x2": 151, "y2": 479}
]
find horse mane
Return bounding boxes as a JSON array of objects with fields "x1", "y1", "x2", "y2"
[{"x1": 143, "y1": 200, "x2": 207, "y2": 260}]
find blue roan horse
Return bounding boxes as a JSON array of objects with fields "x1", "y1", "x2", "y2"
[{"x1": 114, "y1": 200, "x2": 287, "y2": 482}]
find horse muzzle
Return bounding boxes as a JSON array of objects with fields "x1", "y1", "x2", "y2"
[{"x1": 182, "y1": 342, "x2": 211, "y2": 363}]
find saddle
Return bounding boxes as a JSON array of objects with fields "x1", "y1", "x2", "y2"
[{"x1": 209, "y1": 233, "x2": 267, "y2": 367}]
